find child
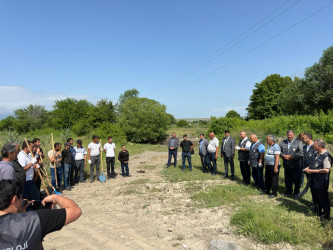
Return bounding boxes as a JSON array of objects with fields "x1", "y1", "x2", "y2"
[{"x1": 118, "y1": 145, "x2": 130, "y2": 177}]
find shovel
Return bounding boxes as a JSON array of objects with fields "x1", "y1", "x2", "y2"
[
  {"x1": 38, "y1": 156, "x2": 61, "y2": 195},
  {"x1": 99, "y1": 139, "x2": 106, "y2": 183}
]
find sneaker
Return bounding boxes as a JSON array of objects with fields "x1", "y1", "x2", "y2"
[
  {"x1": 65, "y1": 187, "x2": 72, "y2": 191},
  {"x1": 269, "y1": 194, "x2": 277, "y2": 198}
]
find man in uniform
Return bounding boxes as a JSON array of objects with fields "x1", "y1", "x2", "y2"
[
  {"x1": 236, "y1": 131, "x2": 252, "y2": 185},
  {"x1": 302, "y1": 133, "x2": 316, "y2": 186},
  {"x1": 304, "y1": 139, "x2": 332, "y2": 220},
  {"x1": 199, "y1": 134, "x2": 209, "y2": 173},
  {"x1": 280, "y1": 130, "x2": 303, "y2": 199},
  {"x1": 249, "y1": 134, "x2": 265, "y2": 191},
  {"x1": 221, "y1": 130, "x2": 236, "y2": 180},
  {"x1": 167, "y1": 132, "x2": 179, "y2": 168}
]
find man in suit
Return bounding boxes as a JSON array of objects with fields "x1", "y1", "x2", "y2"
[
  {"x1": 166, "y1": 132, "x2": 179, "y2": 168},
  {"x1": 199, "y1": 133, "x2": 209, "y2": 173},
  {"x1": 221, "y1": 130, "x2": 236, "y2": 180},
  {"x1": 280, "y1": 130, "x2": 303, "y2": 199}
]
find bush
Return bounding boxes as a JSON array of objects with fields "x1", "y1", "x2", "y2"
[
  {"x1": 91, "y1": 122, "x2": 127, "y2": 144},
  {"x1": 176, "y1": 119, "x2": 189, "y2": 128}
]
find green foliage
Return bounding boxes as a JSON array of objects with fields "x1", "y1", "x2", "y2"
[
  {"x1": 231, "y1": 202, "x2": 332, "y2": 245},
  {"x1": 225, "y1": 110, "x2": 242, "y2": 119},
  {"x1": 13, "y1": 105, "x2": 49, "y2": 133},
  {"x1": 168, "y1": 113, "x2": 177, "y2": 125},
  {"x1": 247, "y1": 74, "x2": 293, "y2": 119},
  {"x1": 91, "y1": 122, "x2": 126, "y2": 144},
  {"x1": 118, "y1": 97, "x2": 171, "y2": 143},
  {"x1": 118, "y1": 88, "x2": 139, "y2": 106},
  {"x1": 176, "y1": 119, "x2": 189, "y2": 128},
  {"x1": 0, "y1": 116, "x2": 15, "y2": 131}
]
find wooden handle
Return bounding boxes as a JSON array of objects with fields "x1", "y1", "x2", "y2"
[
  {"x1": 37, "y1": 168, "x2": 50, "y2": 196},
  {"x1": 51, "y1": 133, "x2": 58, "y2": 187},
  {"x1": 100, "y1": 139, "x2": 103, "y2": 172}
]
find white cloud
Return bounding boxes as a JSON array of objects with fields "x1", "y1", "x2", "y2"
[{"x1": 0, "y1": 85, "x2": 97, "y2": 117}]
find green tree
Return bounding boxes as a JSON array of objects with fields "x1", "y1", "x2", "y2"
[
  {"x1": 0, "y1": 116, "x2": 15, "y2": 131},
  {"x1": 176, "y1": 119, "x2": 189, "y2": 128},
  {"x1": 13, "y1": 105, "x2": 49, "y2": 133},
  {"x1": 225, "y1": 110, "x2": 242, "y2": 119},
  {"x1": 91, "y1": 99, "x2": 116, "y2": 127},
  {"x1": 247, "y1": 74, "x2": 293, "y2": 119},
  {"x1": 118, "y1": 97, "x2": 171, "y2": 143}
]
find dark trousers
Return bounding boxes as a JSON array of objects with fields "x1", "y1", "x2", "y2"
[
  {"x1": 90, "y1": 155, "x2": 100, "y2": 181},
  {"x1": 50, "y1": 167, "x2": 63, "y2": 188},
  {"x1": 63, "y1": 163, "x2": 71, "y2": 188},
  {"x1": 239, "y1": 160, "x2": 251, "y2": 184},
  {"x1": 182, "y1": 152, "x2": 192, "y2": 170},
  {"x1": 106, "y1": 157, "x2": 116, "y2": 177},
  {"x1": 252, "y1": 166, "x2": 264, "y2": 190},
  {"x1": 206, "y1": 152, "x2": 217, "y2": 174},
  {"x1": 70, "y1": 161, "x2": 75, "y2": 185},
  {"x1": 223, "y1": 154, "x2": 234, "y2": 176},
  {"x1": 167, "y1": 150, "x2": 177, "y2": 167},
  {"x1": 121, "y1": 162, "x2": 129, "y2": 176},
  {"x1": 75, "y1": 160, "x2": 85, "y2": 182},
  {"x1": 200, "y1": 154, "x2": 208, "y2": 172},
  {"x1": 22, "y1": 180, "x2": 40, "y2": 211},
  {"x1": 284, "y1": 167, "x2": 302, "y2": 195},
  {"x1": 265, "y1": 165, "x2": 280, "y2": 195},
  {"x1": 311, "y1": 188, "x2": 330, "y2": 219}
]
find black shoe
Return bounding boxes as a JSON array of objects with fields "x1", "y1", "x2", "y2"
[
  {"x1": 166, "y1": 165, "x2": 170, "y2": 168},
  {"x1": 65, "y1": 187, "x2": 72, "y2": 191},
  {"x1": 294, "y1": 195, "x2": 299, "y2": 200},
  {"x1": 126, "y1": 175, "x2": 131, "y2": 177},
  {"x1": 122, "y1": 175, "x2": 126, "y2": 177},
  {"x1": 111, "y1": 176, "x2": 116, "y2": 179},
  {"x1": 259, "y1": 192, "x2": 267, "y2": 195},
  {"x1": 80, "y1": 180, "x2": 86, "y2": 183},
  {"x1": 221, "y1": 175, "x2": 228, "y2": 179},
  {"x1": 269, "y1": 194, "x2": 277, "y2": 198},
  {"x1": 90, "y1": 180, "x2": 93, "y2": 183},
  {"x1": 230, "y1": 175, "x2": 235, "y2": 180},
  {"x1": 107, "y1": 176, "x2": 111, "y2": 180}
]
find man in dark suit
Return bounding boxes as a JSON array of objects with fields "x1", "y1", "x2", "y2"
[
  {"x1": 199, "y1": 133, "x2": 209, "y2": 173},
  {"x1": 280, "y1": 130, "x2": 303, "y2": 199},
  {"x1": 221, "y1": 130, "x2": 236, "y2": 180}
]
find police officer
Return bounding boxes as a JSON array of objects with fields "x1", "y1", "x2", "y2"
[
  {"x1": 236, "y1": 131, "x2": 252, "y2": 185},
  {"x1": 280, "y1": 130, "x2": 303, "y2": 199},
  {"x1": 304, "y1": 139, "x2": 332, "y2": 220},
  {"x1": 249, "y1": 134, "x2": 265, "y2": 191},
  {"x1": 302, "y1": 133, "x2": 316, "y2": 184}
]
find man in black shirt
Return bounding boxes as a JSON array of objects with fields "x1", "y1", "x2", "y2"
[
  {"x1": 180, "y1": 135, "x2": 194, "y2": 171},
  {"x1": 0, "y1": 180, "x2": 82, "y2": 249},
  {"x1": 118, "y1": 145, "x2": 130, "y2": 177},
  {"x1": 62, "y1": 142, "x2": 72, "y2": 191}
]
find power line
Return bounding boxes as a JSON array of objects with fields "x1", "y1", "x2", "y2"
[
  {"x1": 148, "y1": 0, "x2": 300, "y2": 96},
  {"x1": 157, "y1": 1, "x2": 333, "y2": 98}
]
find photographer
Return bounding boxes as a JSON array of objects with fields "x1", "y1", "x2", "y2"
[{"x1": 0, "y1": 180, "x2": 82, "y2": 249}]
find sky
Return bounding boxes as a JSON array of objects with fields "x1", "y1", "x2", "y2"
[{"x1": 0, "y1": 0, "x2": 332, "y2": 119}]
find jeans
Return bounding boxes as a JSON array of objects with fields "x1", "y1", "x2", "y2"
[
  {"x1": 75, "y1": 160, "x2": 85, "y2": 182},
  {"x1": 239, "y1": 160, "x2": 251, "y2": 184},
  {"x1": 63, "y1": 163, "x2": 71, "y2": 188},
  {"x1": 223, "y1": 154, "x2": 234, "y2": 176},
  {"x1": 167, "y1": 150, "x2": 177, "y2": 167},
  {"x1": 206, "y1": 152, "x2": 217, "y2": 174},
  {"x1": 252, "y1": 166, "x2": 264, "y2": 190},
  {"x1": 284, "y1": 167, "x2": 302, "y2": 195},
  {"x1": 121, "y1": 162, "x2": 129, "y2": 176},
  {"x1": 106, "y1": 157, "x2": 115, "y2": 177},
  {"x1": 265, "y1": 165, "x2": 280, "y2": 195},
  {"x1": 182, "y1": 152, "x2": 192, "y2": 170},
  {"x1": 50, "y1": 166, "x2": 63, "y2": 189},
  {"x1": 90, "y1": 155, "x2": 100, "y2": 181}
]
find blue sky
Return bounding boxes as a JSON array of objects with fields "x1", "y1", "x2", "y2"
[{"x1": 0, "y1": 0, "x2": 332, "y2": 118}]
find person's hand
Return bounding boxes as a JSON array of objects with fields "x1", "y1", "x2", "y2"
[
  {"x1": 258, "y1": 163, "x2": 263, "y2": 168},
  {"x1": 274, "y1": 167, "x2": 278, "y2": 173},
  {"x1": 34, "y1": 164, "x2": 40, "y2": 169},
  {"x1": 235, "y1": 146, "x2": 240, "y2": 150},
  {"x1": 248, "y1": 160, "x2": 250, "y2": 165},
  {"x1": 30, "y1": 157, "x2": 37, "y2": 165},
  {"x1": 232, "y1": 155, "x2": 234, "y2": 159},
  {"x1": 84, "y1": 161, "x2": 87, "y2": 165},
  {"x1": 215, "y1": 154, "x2": 218, "y2": 160},
  {"x1": 88, "y1": 159, "x2": 92, "y2": 165},
  {"x1": 21, "y1": 199, "x2": 34, "y2": 212},
  {"x1": 42, "y1": 195, "x2": 57, "y2": 209}
]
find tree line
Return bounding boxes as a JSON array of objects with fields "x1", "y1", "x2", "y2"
[{"x1": 0, "y1": 89, "x2": 175, "y2": 144}]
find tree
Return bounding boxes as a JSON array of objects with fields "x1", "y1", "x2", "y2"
[
  {"x1": 247, "y1": 74, "x2": 293, "y2": 119},
  {"x1": 118, "y1": 97, "x2": 171, "y2": 143},
  {"x1": 13, "y1": 105, "x2": 49, "y2": 133},
  {"x1": 117, "y1": 89, "x2": 139, "y2": 114},
  {"x1": 91, "y1": 99, "x2": 116, "y2": 127},
  {"x1": 176, "y1": 119, "x2": 189, "y2": 128},
  {"x1": 225, "y1": 110, "x2": 242, "y2": 119},
  {"x1": 0, "y1": 116, "x2": 15, "y2": 131}
]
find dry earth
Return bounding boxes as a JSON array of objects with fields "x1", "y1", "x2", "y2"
[{"x1": 43, "y1": 151, "x2": 295, "y2": 250}]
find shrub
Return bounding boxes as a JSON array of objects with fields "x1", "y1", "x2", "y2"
[
  {"x1": 91, "y1": 122, "x2": 127, "y2": 144},
  {"x1": 176, "y1": 119, "x2": 189, "y2": 128}
]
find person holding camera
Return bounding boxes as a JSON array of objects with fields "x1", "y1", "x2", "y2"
[{"x1": 0, "y1": 179, "x2": 82, "y2": 249}]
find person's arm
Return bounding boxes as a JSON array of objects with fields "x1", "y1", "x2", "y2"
[
  {"x1": 274, "y1": 154, "x2": 280, "y2": 173},
  {"x1": 41, "y1": 194, "x2": 82, "y2": 226},
  {"x1": 190, "y1": 141, "x2": 194, "y2": 151},
  {"x1": 290, "y1": 141, "x2": 304, "y2": 160},
  {"x1": 304, "y1": 167, "x2": 329, "y2": 174},
  {"x1": 215, "y1": 146, "x2": 219, "y2": 159},
  {"x1": 258, "y1": 145, "x2": 265, "y2": 166},
  {"x1": 87, "y1": 147, "x2": 91, "y2": 161}
]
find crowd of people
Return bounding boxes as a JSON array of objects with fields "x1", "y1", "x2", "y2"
[{"x1": 167, "y1": 130, "x2": 332, "y2": 220}]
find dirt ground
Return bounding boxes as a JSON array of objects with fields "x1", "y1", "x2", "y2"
[{"x1": 43, "y1": 151, "x2": 294, "y2": 250}]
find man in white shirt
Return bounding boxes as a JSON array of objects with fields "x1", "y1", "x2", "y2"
[
  {"x1": 74, "y1": 139, "x2": 87, "y2": 183},
  {"x1": 17, "y1": 140, "x2": 40, "y2": 203},
  {"x1": 104, "y1": 136, "x2": 116, "y2": 179},
  {"x1": 206, "y1": 132, "x2": 219, "y2": 175},
  {"x1": 236, "y1": 131, "x2": 252, "y2": 185},
  {"x1": 87, "y1": 135, "x2": 101, "y2": 183}
]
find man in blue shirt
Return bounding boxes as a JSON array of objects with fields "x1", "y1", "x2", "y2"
[
  {"x1": 263, "y1": 135, "x2": 281, "y2": 198},
  {"x1": 249, "y1": 134, "x2": 265, "y2": 191}
]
